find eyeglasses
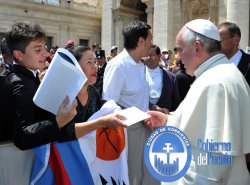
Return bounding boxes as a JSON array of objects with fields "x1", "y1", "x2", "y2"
[{"x1": 221, "y1": 36, "x2": 234, "y2": 41}]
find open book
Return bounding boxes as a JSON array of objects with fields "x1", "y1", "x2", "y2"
[{"x1": 33, "y1": 48, "x2": 87, "y2": 115}]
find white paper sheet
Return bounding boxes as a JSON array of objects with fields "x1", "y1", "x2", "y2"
[
  {"x1": 33, "y1": 48, "x2": 87, "y2": 115},
  {"x1": 117, "y1": 106, "x2": 151, "y2": 126}
]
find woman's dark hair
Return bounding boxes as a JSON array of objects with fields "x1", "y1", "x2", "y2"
[{"x1": 70, "y1": 45, "x2": 91, "y2": 62}]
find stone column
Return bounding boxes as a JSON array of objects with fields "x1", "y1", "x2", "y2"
[
  {"x1": 142, "y1": 0, "x2": 154, "y2": 30},
  {"x1": 209, "y1": 0, "x2": 218, "y2": 24},
  {"x1": 153, "y1": 0, "x2": 181, "y2": 50},
  {"x1": 218, "y1": 0, "x2": 227, "y2": 23},
  {"x1": 227, "y1": 0, "x2": 249, "y2": 50},
  {"x1": 101, "y1": 0, "x2": 114, "y2": 52},
  {"x1": 153, "y1": 0, "x2": 167, "y2": 49},
  {"x1": 113, "y1": 9, "x2": 123, "y2": 51},
  {"x1": 181, "y1": 0, "x2": 188, "y2": 25},
  {"x1": 112, "y1": 4, "x2": 142, "y2": 52}
]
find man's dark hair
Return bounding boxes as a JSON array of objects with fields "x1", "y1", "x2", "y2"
[
  {"x1": 4, "y1": 22, "x2": 47, "y2": 55},
  {"x1": 0, "y1": 38, "x2": 12, "y2": 58},
  {"x1": 122, "y1": 20, "x2": 151, "y2": 50},
  {"x1": 151, "y1": 45, "x2": 161, "y2": 55},
  {"x1": 218, "y1": 22, "x2": 241, "y2": 38}
]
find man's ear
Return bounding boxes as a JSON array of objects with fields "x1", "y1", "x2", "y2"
[
  {"x1": 194, "y1": 40, "x2": 203, "y2": 56},
  {"x1": 195, "y1": 40, "x2": 202, "y2": 50},
  {"x1": 12, "y1": 50, "x2": 23, "y2": 62},
  {"x1": 138, "y1": 37, "x2": 145, "y2": 47}
]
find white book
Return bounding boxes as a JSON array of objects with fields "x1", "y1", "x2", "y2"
[{"x1": 33, "y1": 48, "x2": 87, "y2": 115}]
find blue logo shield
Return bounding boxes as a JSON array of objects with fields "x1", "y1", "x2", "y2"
[{"x1": 144, "y1": 126, "x2": 192, "y2": 182}]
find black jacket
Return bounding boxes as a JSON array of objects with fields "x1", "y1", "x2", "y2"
[
  {"x1": 175, "y1": 70, "x2": 195, "y2": 102},
  {"x1": 8, "y1": 65, "x2": 76, "y2": 150},
  {"x1": 155, "y1": 68, "x2": 180, "y2": 111},
  {"x1": 238, "y1": 50, "x2": 250, "y2": 87}
]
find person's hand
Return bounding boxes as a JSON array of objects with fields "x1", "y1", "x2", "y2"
[
  {"x1": 151, "y1": 105, "x2": 169, "y2": 114},
  {"x1": 56, "y1": 96, "x2": 77, "y2": 128},
  {"x1": 99, "y1": 113, "x2": 127, "y2": 128},
  {"x1": 38, "y1": 70, "x2": 47, "y2": 81},
  {"x1": 157, "y1": 107, "x2": 169, "y2": 114},
  {"x1": 144, "y1": 111, "x2": 167, "y2": 130}
]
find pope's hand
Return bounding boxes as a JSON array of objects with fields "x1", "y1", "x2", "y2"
[{"x1": 144, "y1": 111, "x2": 168, "y2": 130}]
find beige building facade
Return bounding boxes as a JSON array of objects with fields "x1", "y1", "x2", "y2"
[
  {"x1": 0, "y1": 0, "x2": 249, "y2": 53},
  {"x1": 103, "y1": 0, "x2": 250, "y2": 53},
  {"x1": 0, "y1": 0, "x2": 102, "y2": 49}
]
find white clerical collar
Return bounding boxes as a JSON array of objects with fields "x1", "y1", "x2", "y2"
[
  {"x1": 146, "y1": 66, "x2": 163, "y2": 99},
  {"x1": 146, "y1": 66, "x2": 161, "y2": 73},
  {"x1": 230, "y1": 49, "x2": 242, "y2": 66},
  {"x1": 194, "y1": 54, "x2": 227, "y2": 78}
]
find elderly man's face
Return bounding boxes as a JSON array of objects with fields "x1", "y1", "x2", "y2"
[{"x1": 176, "y1": 27, "x2": 196, "y2": 75}]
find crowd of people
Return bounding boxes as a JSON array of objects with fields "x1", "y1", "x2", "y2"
[{"x1": 0, "y1": 18, "x2": 250, "y2": 185}]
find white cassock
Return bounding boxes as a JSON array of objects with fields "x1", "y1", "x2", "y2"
[{"x1": 168, "y1": 54, "x2": 250, "y2": 185}]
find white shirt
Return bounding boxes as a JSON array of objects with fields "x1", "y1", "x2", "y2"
[
  {"x1": 169, "y1": 54, "x2": 250, "y2": 184},
  {"x1": 146, "y1": 66, "x2": 163, "y2": 104},
  {"x1": 102, "y1": 49, "x2": 149, "y2": 111},
  {"x1": 230, "y1": 49, "x2": 242, "y2": 66}
]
